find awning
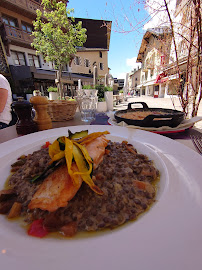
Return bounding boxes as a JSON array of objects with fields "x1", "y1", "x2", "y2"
[
  {"x1": 155, "y1": 72, "x2": 167, "y2": 84},
  {"x1": 143, "y1": 80, "x2": 156, "y2": 86},
  {"x1": 10, "y1": 65, "x2": 32, "y2": 80},
  {"x1": 32, "y1": 69, "x2": 93, "y2": 83}
]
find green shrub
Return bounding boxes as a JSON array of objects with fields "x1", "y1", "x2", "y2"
[
  {"x1": 82, "y1": 84, "x2": 94, "y2": 89},
  {"x1": 95, "y1": 84, "x2": 105, "y2": 101},
  {"x1": 47, "y1": 86, "x2": 58, "y2": 92},
  {"x1": 104, "y1": 86, "x2": 113, "y2": 92}
]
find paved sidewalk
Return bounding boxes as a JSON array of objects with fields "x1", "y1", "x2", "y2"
[{"x1": 114, "y1": 95, "x2": 202, "y2": 130}]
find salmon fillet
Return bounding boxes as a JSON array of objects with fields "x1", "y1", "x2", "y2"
[
  {"x1": 28, "y1": 163, "x2": 82, "y2": 212},
  {"x1": 85, "y1": 135, "x2": 109, "y2": 169},
  {"x1": 28, "y1": 135, "x2": 109, "y2": 212}
]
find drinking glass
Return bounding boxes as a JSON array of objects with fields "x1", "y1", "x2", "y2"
[{"x1": 76, "y1": 96, "x2": 96, "y2": 122}]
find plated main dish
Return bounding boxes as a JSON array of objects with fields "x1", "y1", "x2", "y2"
[{"x1": 0, "y1": 130, "x2": 159, "y2": 238}]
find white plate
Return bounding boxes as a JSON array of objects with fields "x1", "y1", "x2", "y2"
[{"x1": 0, "y1": 125, "x2": 202, "y2": 270}]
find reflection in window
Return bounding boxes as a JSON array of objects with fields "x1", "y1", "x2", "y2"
[
  {"x1": 28, "y1": 54, "x2": 40, "y2": 68},
  {"x1": 2, "y1": 15, "x2": 18, "y2": 27},
  {"x1": 11, "y1": 51, "x2": 26, "y2": 65},
  {"x1": 22, "y1": 23, "x2": 32, "y2": 33}
]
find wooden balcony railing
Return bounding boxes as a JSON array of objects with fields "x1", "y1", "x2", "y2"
[
  {"x1": 5, "y1": 25, "x2": 33, "y2": 44},
  {"x1": 3, "y1": 0, "x2": 68, "y2": 14},
  {"x1": 3, "y1": 0, "x2": 43, "y2": 14}
]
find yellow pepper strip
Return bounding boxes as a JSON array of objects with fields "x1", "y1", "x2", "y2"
[
  {"x1": 73, "y1": 141, "x2": 93, "y2": 164},
  {"x1": 72, "y1": 144, "x2": 92, "y2": 176},
  {"x1": 72, "y1": 143, "x2": 103, "y2": 195},
  {"x1": 51, "y1": 151, "x2": 65, "y2": 162},
  {"x1": 77, "y1": 131, "x2": 110, "y2": 145},
  {"x1": 64, "y1": 137, "x2": 76, "y2": 185},
  {"x1": 49, "y1": 140, "x2": 61, "y2": 159}
]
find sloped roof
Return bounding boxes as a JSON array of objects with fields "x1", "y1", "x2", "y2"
[{"x1": 137, "y1": 27, "x2": 171, "y2": 63}]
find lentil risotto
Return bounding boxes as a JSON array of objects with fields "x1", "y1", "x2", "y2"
[{"x1": 0, "y1": 131, "x2": 160, "y2": 238}]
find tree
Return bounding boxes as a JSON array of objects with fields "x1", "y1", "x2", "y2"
[
  {"x1": 32, "y1": 0, "x2": 87, "y2": 98},
  {"x1": 107, "y1": 0, "x2": 202, "y2": 117},
  {"x1": 162, "y1": 0, "x2": 201, "y2": 117}
]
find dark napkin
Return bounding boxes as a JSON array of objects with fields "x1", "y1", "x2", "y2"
[{"x1": 90, "y1": 113, "x2": 110, "y2": 125}]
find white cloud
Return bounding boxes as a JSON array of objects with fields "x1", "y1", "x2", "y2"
[
  {"x1": 117, "y1": 72, "x2": 127, "y2": 79},
  {"x1": 115, "y1": 58, "x2": 141, "y2": 79},
  {"x1": 126, "y1": 57, "x2": 141, "y2": 70},
  {"x1": 144, "y1": 0, "x2": 176, "y2": 30}
]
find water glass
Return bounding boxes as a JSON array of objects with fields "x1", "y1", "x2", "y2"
[{"x1": 79, "y1": 96, "x2": 96, "y2": 122}]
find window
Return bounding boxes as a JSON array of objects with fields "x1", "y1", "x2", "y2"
[
  {"x1": 11, "y1": 51, "x2": 26, "y2": 65},
  {"x1": 99, "y1": 51, "x2": 102, "y2": 58},
  {"x1": 2, "y1": 15, "x2": 18, "y2": 37},
  {"x1": 22, "y1": 22, "x2": 32, "y2": 33},
  {"x1": 28, "y1": 54, "x2": 40, "y2": 68},
  {"x1": 99, "y1": 63, "x2": 104, "y2": 70},
  {"x1": 2, "y1": 15, "x2": 18, "y2": 27},
  {"x1": 84, "y1": 59, "x2": 90, "y2": 67},
  {"x1": 74, "y1": 56, "x2": 81, "y2": 65}
]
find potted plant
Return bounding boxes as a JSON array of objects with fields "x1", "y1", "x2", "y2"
[
  {"x1": 95, "y1": 84, "x2": 107, "y2": 112},
  {"x1": 104, "y1": 86, "x2": 113, "y2": 111},
  {"x1": 82, "y1": 85, "x2": 98, "y2": 97},
  {"x1": 47, "y1": 86, "x2": 59, "y2": 100}
]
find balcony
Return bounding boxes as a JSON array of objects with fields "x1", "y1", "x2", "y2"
[
  {"x1": 0, "y1": 0, "x2": 43, "y2": 18},
  {"x1": 1, "y1": 0, "x2": 68, "y2": 16},
  {"x1": 5, "y1": 25, "x2": 33, "y2": 46}
]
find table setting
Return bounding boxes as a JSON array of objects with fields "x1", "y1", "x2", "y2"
[
  {"x1": 0, "y1": 124, "x2": 202, "y2": 270},
  {"x1": 0, "y1": 96, "x2": 202, "y2": 270}
]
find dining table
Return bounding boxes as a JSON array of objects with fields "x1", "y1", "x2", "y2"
[
  {"x1": 0, "y1": 111, "x2": 201, "y2": 154},
  {"x1": 1, "y1": 111, "x2": 202, "y2": 270}
]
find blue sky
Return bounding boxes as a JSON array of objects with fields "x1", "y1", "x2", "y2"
[{"x1": 68, "y1": 0, "x2": 149, "y2": 79}]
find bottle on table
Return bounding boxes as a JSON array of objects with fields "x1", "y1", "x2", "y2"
[{"x1": 11, "y1": 97, "x2": 38, "y2": 135}]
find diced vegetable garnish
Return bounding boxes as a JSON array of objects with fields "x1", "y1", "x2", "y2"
[
  {"x1": 41, "y1": 141, "x2": 51, "y2": 149},
  {"x1": 28, "y1": 219, "x2": 49, "y2": 238},
  {"x1": 8, "y1": 202, "x2": 22, "y2": 219}
]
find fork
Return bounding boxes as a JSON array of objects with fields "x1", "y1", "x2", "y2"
[{"x1": 190, "y1": 135, "x2": 202, "y2": 154}]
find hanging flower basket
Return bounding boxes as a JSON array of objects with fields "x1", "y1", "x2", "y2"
[{"x1": 47, "y1": 100, "x2": 78, "y2": 121}]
